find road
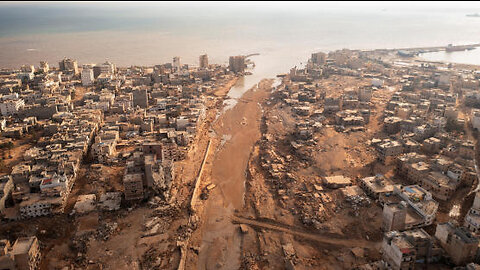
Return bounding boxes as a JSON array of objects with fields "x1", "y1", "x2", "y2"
[{"x1": 231, "y1": 215, "x2": 378, "y2": 248}]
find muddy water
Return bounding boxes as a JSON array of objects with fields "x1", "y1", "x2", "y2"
[
  {"x1": 197, "y1": 50, "x2": 302, "y2": 269},
  {"x1": 197, "y1": 80, "x2": 271, "y2": 270},
  {"x1": 221, "y1": 51, "x2": 304, "y2": 114}
]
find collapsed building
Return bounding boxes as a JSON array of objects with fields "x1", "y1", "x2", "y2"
[{"x1": 123, "y1": 142, "x2": 175, "y2": 201}]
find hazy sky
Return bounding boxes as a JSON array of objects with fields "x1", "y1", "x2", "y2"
[{"x1": 2, "y1": 1, "x2": 480, "y2": 12}]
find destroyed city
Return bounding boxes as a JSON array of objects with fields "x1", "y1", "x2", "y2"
[{"x1": 4, "y1": 1, "x2": 480, "y2": 270}]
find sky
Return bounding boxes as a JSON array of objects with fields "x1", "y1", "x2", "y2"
[{"x1": 2, "y1": 1, "x2": 480, "y2": 11}]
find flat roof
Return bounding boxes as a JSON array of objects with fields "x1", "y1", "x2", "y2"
[
  {"x1": 361, "y1": 176, "x2": 394, "y2": 194},
  {"x1": 12, "y1": 237, "x2": 36, "y2": 255},
  {"x1": 324, "y1": 175, "x2": 352, "y2": 185},
  {"x1": 405, "y1": 206, "x2": 424, "y2": 226},
  {"x1": 392, "y1": 236, "x2": 414, "y2": 250}
]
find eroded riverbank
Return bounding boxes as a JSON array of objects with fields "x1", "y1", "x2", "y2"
[{"x1": 185, "y1": 79, "x2": 274, "y2": 270}]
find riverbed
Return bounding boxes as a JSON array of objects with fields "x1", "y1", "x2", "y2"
[{"x1": 195, "y1": 79, "x2": 273, "y2": 270}]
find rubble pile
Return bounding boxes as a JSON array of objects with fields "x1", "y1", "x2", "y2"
[
  {"x1": 95, "y1": 221, "x2": 119, "y2": 241},
  {"x1": 344, "y1": 195, "x2": 372, "y2": 217}
]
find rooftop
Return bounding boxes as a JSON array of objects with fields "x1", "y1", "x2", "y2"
[
  {"x1": 11, "y1": 236, "x2": 36, "y2": 255},
  {"x1": 323, "y1": 175, "x2": 352, "y2": 185}
]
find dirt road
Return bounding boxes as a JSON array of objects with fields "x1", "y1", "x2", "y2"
[{"x1": 231, "y1": 215, "x2": 377, "y2": 249}]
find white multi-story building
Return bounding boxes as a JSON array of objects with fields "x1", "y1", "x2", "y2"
[
  {"x1": 472, "y1": 109, "x2": 480, "y2": 131},
  {"x1": 0, "y1": 118, "x2": 6, "y2": 131},
  {"x1": 81, "y1": 66, "x2": 94, "y2": 86},
  {"x1": 465, "y1": 192, "x2": 480, "y2": 234},
  {"x1": 59, "y1": 58, "x2": 79, "y2": 74},
  {"x1": 98, "y1": 61, "x2": 116, "y2": 74}
]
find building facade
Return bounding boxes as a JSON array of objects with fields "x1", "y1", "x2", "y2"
[{"x1": 199, "y1": 54, "x2": 209, "y2": 69}]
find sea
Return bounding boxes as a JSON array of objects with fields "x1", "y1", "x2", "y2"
[
  {"x1": 420, "y1": 48, "x2": 480, "y2": 65},
  {"x1": 2, "y1": 1, "x2": 480, "y2": 97}
]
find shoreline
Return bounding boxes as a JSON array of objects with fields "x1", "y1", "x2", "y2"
[{"x1": 213, "y1": 75, "x2": 239, "y2": 98}]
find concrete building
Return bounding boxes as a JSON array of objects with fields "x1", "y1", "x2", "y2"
[
  {"x1": 92, "y1": 61, "x2": 115, "y2": 78},
  {"x1": 465, "y1": 192, "x2": 480, "y2": 234},
  {"x1": 435, "y1": 222, "x2": 479, "y2": 265},
  {"x1": 12, "y1": 236, "x2": 40, "y2": 270},
  {"x1": 465, "y1": 209, "x2": 480, "y2": 236},
  {"x1": 39, "y1": 61, "x2": 49, "y2": 73},
  {"x1": 376, "y1": 139, "x2": 403, "y2": 165},
  {"x1": 383, "y1": 202, "x2": 407, "y2": 232},
  {"x1": 91, "y1": 129, "x2": 119, "y2": 163},
  {"x1": 359, "y1": 174, "x2": 395, "y2": 199},
  {"x1": 97, "y1": 61, "x2": 115, "y2": 74},
  {"x1": 311, "y1": 52, "x2": 327, "y2": 65},
  {"x1": 322, "y1": 175, "x2": 352, "y2": 189},
  {"x1": 229, "y1": 55, "x2": 246, "y2": 73},
  {"x1": 381, "y1": 185, "x2": 438, "y2": 231},
  {"x1": 382, "y1": 229, "x2": 442, "y2": 270},
  {"x1": 123, "y1": 173, "x2": 144, "y2": 201},
  {"x1": 472, "y1": 109, "x2": 480, "y2": 131},
  {"x1": 0, "y1": 98, "x2": 25, "y2": 116},
  {"x1": 382, "y1": 230, "x2": 416, "y2": 270},
  {"x1": 0, "y1": 236, "x2": 41, "y2": 270},
  {"x1": 123, "y1": 142, "x2": 175, "y2": 200},
  {"x1": 142, "y1": 142, "x2": 163, "y2": 160},
  {"x1": 324, "y1": 97, "x2": 342, "y2": 113},
  {"x1": 384, "y1": 116, "x2": 402, "y2": 134},
  {"x1": 176, "y1": 116, "x2": 189, "y2": 131},
  {"x1": 358, "y1": 87, "x2": 373, "y2": 102},
  {"x1": 460, "y1": 141, "x2": 475, "y2": 160},
  {"x1": 421, "y1": 171, "x2": 459, "y2": 201},
  {"x1": 16, "y1": 71, "x2": 34, "y2": 82},
  {"x1": 460, "y1": 263, "x2": 480, "y2": 270},
  {"x1": 58, "y1": 58, "x2": 78, "y2": 75},
  {"x1": 396, "y1": 153, "x2": 429, "y2": 184},
  {"x1": 422, "y1": 137, "x2": 442, "y2": 154},
  {"x1": 199, "y1": 54, "x2": 209, "y2": 69},
  {"x1": 133, "y1": 89, "x2": 148, "y2": 108},
  {"x1": 173, "y1": 57, "x2": 181, "y2": 71},
  {"x1": 81, "y1": 66, "x2": 94, "y2": 86}
]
